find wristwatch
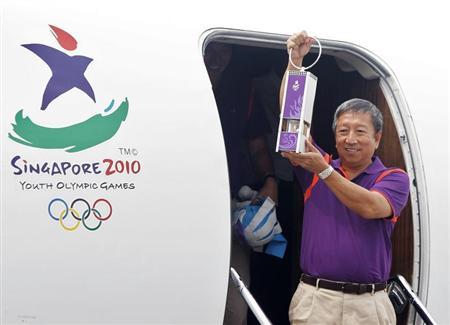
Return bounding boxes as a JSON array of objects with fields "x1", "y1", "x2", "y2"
[{"x1": 318, "y1": 165, "x2": 334, "y2": 180}]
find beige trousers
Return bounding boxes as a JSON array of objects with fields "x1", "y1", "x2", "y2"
[{"x1": 289, "y1": 281, "x2": 396, "y2": 325}]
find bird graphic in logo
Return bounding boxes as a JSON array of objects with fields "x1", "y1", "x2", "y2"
[{"x1": 8, "y1": 25, "x2": 129, "y2": 152}]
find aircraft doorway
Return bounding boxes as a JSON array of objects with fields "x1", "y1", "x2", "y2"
[{"x1": 202, "y1": 29, "x2": 425, "y2": 325}]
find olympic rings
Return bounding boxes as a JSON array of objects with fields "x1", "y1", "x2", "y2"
[{"x1": 48, "y1": 198, "x2": 112, "y2": 231}]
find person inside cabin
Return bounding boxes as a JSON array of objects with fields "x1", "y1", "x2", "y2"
[
  {"x1": 247, "y1": 53, "x2": 297, "y2": 325},
  {"x1": 280, "y1": 31, "x2": 410, "y2": 325},
  {"x1": 204, "y1": 42, "x2": 278, "y2": 325}
]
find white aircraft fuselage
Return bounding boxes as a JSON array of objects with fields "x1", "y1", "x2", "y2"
[{"x1": 1, "y1": 1, "x2": 448, "y2": 324}]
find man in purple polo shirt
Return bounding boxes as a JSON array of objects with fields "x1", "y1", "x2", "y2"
[{"x1": 279, "y1": 32, "x2": 410, "y2": 324}]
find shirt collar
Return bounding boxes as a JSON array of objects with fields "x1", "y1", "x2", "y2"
[{"x1": 331, "y1": 156, "x2": 386, "y2": 175}]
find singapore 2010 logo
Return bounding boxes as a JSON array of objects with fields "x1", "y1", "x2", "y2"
[{"x1": 8, "y1": 24, "x2": 129, "y2": 153}]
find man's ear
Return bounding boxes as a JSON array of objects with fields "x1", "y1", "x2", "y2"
[{"x1": 374, "y1": 132, "x2": 382, "y2": 149}]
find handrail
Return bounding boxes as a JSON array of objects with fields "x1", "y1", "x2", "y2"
[
  {"x1": 390, "y1": 275, "x2": 436, "y2": 325},
  {"x1": 230, "y1": 267, "x2": 272, "y2": 325}
]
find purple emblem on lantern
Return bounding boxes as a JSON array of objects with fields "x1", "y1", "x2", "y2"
[
  {"x1": 283, "y1": 74, "x2": 306, "y2": 119},
  {"x1": 279, "y1": 132, "x2": 298, "y2": 151}
]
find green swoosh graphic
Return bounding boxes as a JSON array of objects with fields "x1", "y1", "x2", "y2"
[{"x1": 8, "y1": 98, "x2": 129, "y2": 152}]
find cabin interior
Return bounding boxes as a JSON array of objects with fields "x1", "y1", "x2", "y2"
[{"x1": 203, "y1": 40, "x2": 414, "y2": 325}]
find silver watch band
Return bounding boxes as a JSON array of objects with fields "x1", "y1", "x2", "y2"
[{"x1": 318, "y1": 165, "x2": 334, "y2": 180}]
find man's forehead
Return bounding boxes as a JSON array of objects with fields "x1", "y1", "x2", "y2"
[{"x1": 337, "y1": 111, "x2": 373, "y2": 125}]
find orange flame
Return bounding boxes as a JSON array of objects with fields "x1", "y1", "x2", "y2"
[{"x1": 49, "y1": 24, "x2": 77, "y2": 51}]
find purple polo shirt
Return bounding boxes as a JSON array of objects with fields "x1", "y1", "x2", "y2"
[{"x1": 294, "y1": 155, "x2": 410, "y2": 283}]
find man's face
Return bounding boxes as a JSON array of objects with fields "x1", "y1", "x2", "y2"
[
  {"x1": 334, "y1": 111, "x2": 381, "y2": 169},
  {"x1": 204, "y1": 43, "x2": 232, "y2": 85}
]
